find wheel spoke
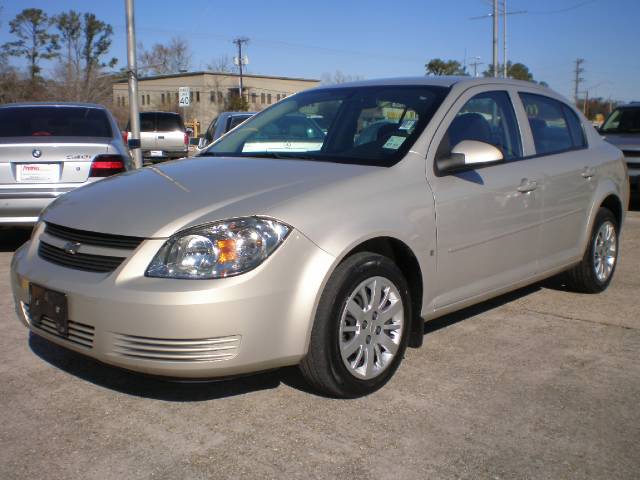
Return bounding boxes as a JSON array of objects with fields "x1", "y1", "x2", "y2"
[
  {"x1": 341, "y1": 324, "x2": 358, "y2": 333},
  {"x1": 379, "y1": 300, "x2": 401, "y2": 322},
  {"x1": 346, "y1": 299, "x2": 364, "y2": 322},
  {"x1": 342, "y1": 337, "x2": 362, "y2": 359},
  {"x1": 378, "y1": 333, "x2": 398, "y2": 355},
  {"x1": 371, "y1": 279, "x2": 382, "y2": 312}
]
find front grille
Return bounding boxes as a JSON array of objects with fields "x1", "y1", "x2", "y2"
[
  {"x1": 24, "y1": 304, "x2": 95, "y2": 349},
  {"x1": 113, "y1": 333, "x2": 241, "y2": 362},
  {"x1": 622, "y1": 150, "x2": 640, "y2": 158},
  {"x1": 627, "y1": 162, "x2": 640, "y2": 169},
  {"x1": 39, "y1": 241, "x2": 125, "y2": 273},
  {"x1": 45, "y1": 222, "x2": 144, "y2": 250}
]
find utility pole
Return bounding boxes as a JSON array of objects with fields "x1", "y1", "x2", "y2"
[
  {"x1": 470, "y1": 57, "x2": 484, "y2": 77},
  {"x1": 493, "y1": 0, "x2": 499, "y2": 77},
  {"x1": 573, "y1": 58, "x2": 585, "y2": 106},
  {"x1": 502, "y1": 0, "x2": 508, "y2": 77},
  {"x1": 233, "y1": 37, "x2": 249, "y2": 101},
  {"x1": 125, "y1": 0, "x2": 142, "y2": 169}
]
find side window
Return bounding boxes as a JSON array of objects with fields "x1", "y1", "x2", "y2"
[
  {"x1": 520, "y1": 93, "x2": 575, "y2": 155},
  {"x1": 439, "y1": 91, "x2": 522, "y2": 160},
  {"x1": 563, "y1": 105, "x2": 587, "y2": 148}
]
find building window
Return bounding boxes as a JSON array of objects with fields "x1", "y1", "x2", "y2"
[
  {"x1": 218, "y1": 92, "x2": 223, "y2": 103},
  {"x1": 141, "y1": 95, "x2": 145, "y2": 105},
  {"x1": 196, "y1": 91, "x2": 200, "y2": 102},
  {"x1": 267, "y1": 93, "x2": 272, "y2": 104},
  {"x1": 161, "y1": 93, "x2": 165, "y2": 104},
  {"x1": 189, "y1": 92, "x2": 193, "y2": 103},
  {"x1": 276, "y1": 94, "x2": 281, "y2": 102},
  {"x1": 251, "y1": 93, "x2": 257, "y2": 104},
  {"x1": 146, "y1": 94, "x2": 150, "y2": 105},
  {"x1": 175, "y1": 92, "x2": 179, "y2": 102},
  {"x1": 210, "y1": 91, "x2": 215, "y2": 103},
  {"x1": 261, "y1": 92, "x2": 265, "y2": 104}
]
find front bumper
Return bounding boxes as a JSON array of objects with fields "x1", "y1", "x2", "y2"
[{"x1": 11, "y1": 228, "x2": 335, "y2": 378}]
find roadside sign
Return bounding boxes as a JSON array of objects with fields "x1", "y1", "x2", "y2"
[{"x1": 179, "y1": 86, "x2": 191, "y2": 107}]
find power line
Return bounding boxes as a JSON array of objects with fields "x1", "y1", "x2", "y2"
[{"x1": 528, "y1": 0, "x2": 598, "y2": 15}]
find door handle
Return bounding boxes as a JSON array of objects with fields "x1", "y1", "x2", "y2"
[
  {"x1": 517, "y1": 179, "x2": 538, "y2": 193},
  {"x1": 582, "y1": 166, "x2": 596, "y2": 179},
  {"x1": 157, "y1": 135, "x2": 164, "y2": 139}
]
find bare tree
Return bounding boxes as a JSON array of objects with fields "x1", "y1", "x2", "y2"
[
  {"x1": 139, "y1": 37, "x2": 191, "y2": 75},
  {"x1": 320, "y1": 70, "x2": 364, "y2": 85},
  {"x1": 207, "y1": 54, "x2": 233, "y2": 73}
]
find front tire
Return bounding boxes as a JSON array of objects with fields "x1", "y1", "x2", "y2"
[
  {"x1": 300, "y1": 252, "x2": 411, "y2": 398},
  {"x1": 565, "y1": 207, "x2": 619, "y2": 293}
]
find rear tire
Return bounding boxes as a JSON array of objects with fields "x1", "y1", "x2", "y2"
[
  {"x1": 299, "y1": 252, "x2": 411, "y2": 398},
  {"x1": 564, "y1": 207, "x2": 619, "y2": 293}
]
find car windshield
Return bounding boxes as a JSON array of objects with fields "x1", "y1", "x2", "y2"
[
  {"x1": 201, "y1": 85, "x2": 449, "y2": 166},
  {"x1": 0, "y1": 106, "x2": 112, "y2": 137},
  {"x1": 601, "y1": 107, "x2": 640, "y2": 134}
]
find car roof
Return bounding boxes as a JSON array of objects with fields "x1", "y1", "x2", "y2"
[
  {"x1": 313, "y1": 75, "x2": 552, "y2": 91},
  {"x1": 0, "y1": 101, "x2": 107, "y2": 109}
]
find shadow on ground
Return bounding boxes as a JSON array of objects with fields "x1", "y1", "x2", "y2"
[
  {"x1": 29, "y1": 278, "x2": 569, "y2": 401},
  {"x1": 0, "y1": 227, "x2": 31, "y2": 253}
]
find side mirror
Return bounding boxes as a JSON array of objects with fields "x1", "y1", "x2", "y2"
[
  {"x1": 438, "y1": 140, "x2": 504, "y2": 173},
  {"x1": 197, "y1": 137, "x2": 208, "y2": 149}
]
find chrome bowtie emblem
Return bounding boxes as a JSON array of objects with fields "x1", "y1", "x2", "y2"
[
  {"x1": 32, "y1": 149, "x2": 42, "y2": 158},
  {"x1": 64, "y1": 241, "x2": 81, "y2": 255}
]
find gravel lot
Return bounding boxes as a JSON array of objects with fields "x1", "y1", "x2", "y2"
[{"x1": 1, "y1": 196, "x2": 639, "y2": 480}]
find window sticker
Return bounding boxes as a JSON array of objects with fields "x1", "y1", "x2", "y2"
[
  {"x1": 399, "y1": 119, "x2": 416, "y2": 131},
  {"x1": 383, "y1": 135, "x2": 406, "y2": 150}
]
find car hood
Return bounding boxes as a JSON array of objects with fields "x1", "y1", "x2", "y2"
[
  {"x1": 602, "y1": 133, "x2": 640, "y2": 150},
  {"x1": 42, "y1": 156, "x2": 376, "y2": 238}
]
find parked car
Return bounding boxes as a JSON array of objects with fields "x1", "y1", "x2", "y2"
[
  {"x1": 0, "y1": 102, "x2": 130, "y2": 226},
  {"x1": 599, "y1": 102, "x2": 640, "y2": 190},
  {"x1": 125, "y1": 111, "x2": 188, "y2": 162},
  {"x1": 200, "y1": 111, "x2": 255, "y2": 148},
  {"x1": 12, "y1": 78, "x2": 628, "y2": 397}
]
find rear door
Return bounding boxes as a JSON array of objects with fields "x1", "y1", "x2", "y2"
[
  {"x1": 426, "y1": 87, "x2": 543, "y2": 308},
  {"x1": 517, "y1": 92, "x2": 595, "y2": 270}
]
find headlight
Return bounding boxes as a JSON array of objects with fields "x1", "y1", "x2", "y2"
[{"x1": 146, "y1": 217, "x2": 290, "y2": 279}]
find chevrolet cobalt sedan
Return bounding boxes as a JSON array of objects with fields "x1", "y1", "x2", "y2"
[{"x1": 11, "y1": 78, "x2": 628, "y2": 397}]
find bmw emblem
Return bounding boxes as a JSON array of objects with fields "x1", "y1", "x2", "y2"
[{"x1": 32, "y1": 149, "x2": 42, "y2": 158}]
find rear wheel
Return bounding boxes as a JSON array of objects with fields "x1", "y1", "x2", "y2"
[
  {"x1": 565, "y1": 207, "x2": 619, "y2": 293},
  {"x1": 300, "y1": 252, "x2": 411, "y2": 398}
]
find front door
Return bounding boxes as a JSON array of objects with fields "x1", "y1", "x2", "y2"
[{"x1": 427, "y1": 88, "x2": 543, "y2": 309}]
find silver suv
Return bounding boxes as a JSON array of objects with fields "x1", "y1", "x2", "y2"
[
  {"x1": 600, "y1": 102, "x2": 640, "y2": 190},
  {"x1": 0, "y1": 102, "x2": 130, "y2": 226},
  {"x1": 125, "y1": 111, "x2": 188, "y2": 163},
  {"x1": 11, "y1": 78, "x2": 629, "y2": 397}
]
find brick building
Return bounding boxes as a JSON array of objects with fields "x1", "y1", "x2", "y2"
[{"x1": 112, "y1": 71, "x2": 319, "y2": 134}]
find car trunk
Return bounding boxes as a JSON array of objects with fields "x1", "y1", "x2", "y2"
[{"x1": 0, "y1": 138, "x2": 110, "y2": 185}]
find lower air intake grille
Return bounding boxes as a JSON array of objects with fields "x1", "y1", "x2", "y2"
[
  {"x1": 38, "y1": 241, "x2": 125, "y2": 273},
  {"x1": 113, "y1": 334, "x2": 241, "y2": 362},
  {"x1": 627, "y1": 162, "x2": 640, "y2": 169},
  {"x1": 622, "y1": 150, "x2": 640, "y2": 158},
  {"x1": 26, "y1": 305, "x2": 95, "y2": 349}
]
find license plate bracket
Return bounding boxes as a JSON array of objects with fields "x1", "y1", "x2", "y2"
[{"x1": 29, "y1": 284, "x2": 68, "y2": 336}]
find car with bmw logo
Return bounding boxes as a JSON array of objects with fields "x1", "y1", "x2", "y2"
[{"x1": 0, "y1": 102, "x2": 132, "y2": 226}]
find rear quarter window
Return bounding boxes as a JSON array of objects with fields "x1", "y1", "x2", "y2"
[{"x1": 0, "y1": 106, "x2": 112, "y2": 137}]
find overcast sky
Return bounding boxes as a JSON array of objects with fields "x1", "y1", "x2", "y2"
[{"x1": 1, "y1": 0, "x2": 638, "y2": 102}]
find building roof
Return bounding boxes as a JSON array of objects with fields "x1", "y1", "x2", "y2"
[{"x1": 113, "y1": 71, "x2": 320, "y2": 84}]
